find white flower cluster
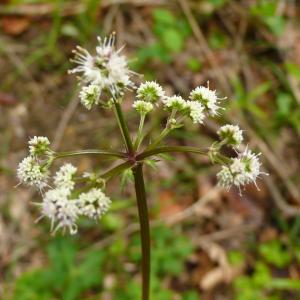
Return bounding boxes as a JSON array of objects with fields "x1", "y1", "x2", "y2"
[
  {"x1": 77, "y1": 188, "x2": 111, "y2": 219},
  {"x1": 189, "y1": 85, "x2": 224, "y2": 117},
  {"x1": 28, "y1": 136, "x2": 51, "y2": 156},
  {"x1": 38, "y1": 164, "x2": 111, "y2": 234},
  {"x1": 17, "y1": 136, "x2": 52, "y2": 189},
  {"x1": 217, "y1": 124, "x2": 243, "y2": 148},
  {"x1": 17, "y1": 156, "x2": 48, "y2": 189},
  {"x1": 136, "y1": 81, "x2": 165, "y2": 104},
  {"x1": 133, "y1": 100, "x2": 153, "y2": 115},
  {"x1": 133, "y1": 82, "x2": 225, "y2": 125},
  {"x1": 69, "y1": 34, "x2": 134, "y2": 109},
  {"x1": 217, "y1": 148, "x2": 265, "y2": 193}
]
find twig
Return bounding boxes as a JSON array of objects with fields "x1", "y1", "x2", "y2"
[
  {"x1": 0, "y1": 0, "x2": 170, "y2": 17},
  {"x1": 52, "y1": 92, "x2": 80, "y2": 151}
]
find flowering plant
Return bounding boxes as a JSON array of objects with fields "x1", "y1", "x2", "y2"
[{"x1": 17, "y1": 34, "x2": 266, "y2": 300}]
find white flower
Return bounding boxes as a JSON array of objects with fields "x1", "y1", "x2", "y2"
[
  {"x1": 77, "y1": 188, "x2": 111, "y2": 219},
  {"x1": 217, "y1": 124, "x2": 243, "y2": 147},
  {"x1": 69, "y1": 34, "x2": 133, "y2": 97},
  {"x1": 217, "y1": 148, "x2": 265, "y2": 193},
  {"x1": 28, "y1": 136, "x2": 51, "y2": 156},
  {"x1": 54, "y1": 163, "x2": 77, "y2": 191},
  {"x1": 133, "y1": 100, "x2": 153, "y2": 115},
  {"x1": 186, "y1": 101, "x2": 205, "y2": 124},
  {"x1": 137, "y1": 81, "x2": 165, "y2": 104},
  {"x1": 163, "y1": 95, "x2": 187, "y2": 111},
  {"x1": 189, "y1": 85, "x2": 224, "y2": 116},
  {"x1": 79, "y1": 83, "x2": 101, "y2": 109},
  {"x1": 17, "y1": 156, "x2": 48, "y2": 189},
  {"x1": 40, "y1": 188, "x2": 79, "y2": 234}
]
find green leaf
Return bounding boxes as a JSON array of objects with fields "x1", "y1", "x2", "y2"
[
  {"x1": 153, "y1": 9, "x2": 176, "y2": 25},
  {"x1": 259, "y1": 240, "x2": 292, "y2": 268},
  {"x1": 161, "y1": 28, "x2": 184, "y2": 53}
]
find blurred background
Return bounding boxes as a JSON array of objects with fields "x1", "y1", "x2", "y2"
[{"x1": 1, "y1": 0, "x2": 300, "y2": 299}]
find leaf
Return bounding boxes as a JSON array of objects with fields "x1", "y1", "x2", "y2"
[
  {"x1": 153, "y1": 9, "x2": 176, "y2": 26},
  {"x1": 161, "y1": 28, "x2": 184, "y2": 53}
]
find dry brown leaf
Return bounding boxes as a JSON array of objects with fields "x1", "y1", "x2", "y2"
[{"x1": 1, "y1": 16, "x2": 30, "y2": 35}]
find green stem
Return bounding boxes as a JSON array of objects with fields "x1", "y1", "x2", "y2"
[
  {"x1": 134, "y1": 114, "x2": 146, "y2": 150},
  {"x1": 54, "y1": 149, "x2": 126, "y2": 159},
  {"x1": 100, "y1": 161, "x2": 133, "y2": 181},
  {"x1": 114, "y1": 101, "x2": 134, "y2": 155},
  {"x1": 137, "y1": 146, "x2": 208, "y2": 161},
  {"x1": 132, "y1": 163, "x2": 150, "y2": 300}
]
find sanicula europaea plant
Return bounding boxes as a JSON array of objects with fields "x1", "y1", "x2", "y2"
[{"x1": 17, "y1": 33, "x2": 267, "y2": 300}]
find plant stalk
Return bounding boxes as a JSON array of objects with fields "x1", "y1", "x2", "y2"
[
  {"x1": 133, "y1": 163, "x2": 150, "y2": 300},
  {"x1": 114, "y1": 102, "x2": 134, "y2": 155},
  {"x1": 137, "y1": 146, "x2": 208, "y2": 161}
]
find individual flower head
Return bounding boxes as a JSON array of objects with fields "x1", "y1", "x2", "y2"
[
  {"x1": 28, "y1": 136, "x2": 51, "y2": 156},
  {"x1": 189, "y1": 84, "x2": 224, "y2": 116},
  {"x1": 137, "y1": 81, "x2": 165, "y2": 104},
  {"x1": 53, "y1": 163, "x2": 77, "y2": 191},
  {"x1": 79, "y1": 83, "x2": 101, "y2": 110},
  {"x1": 40, "y1": 188, "x2": 79, "y2": 234},
  {"x1": 17, "y1": 156, "x2": 48, "y2": 189},
  {"x1": 69, "y1": 34, "x2": 133, "y2": 98},
  {"x1": 186, "y1": 101, "x2": 205, "y2": 124},
  {"x1": 163, "y1": 95, "x2": 187, "y2": 111},
  {"x1": 217, "y1": 148, "x2": 266, "y2": 193},
  {"x1": 133, "y1": 100, "x2": 153, "y2": 115},
  {"x1": 77, "y1": 188, "x2": 111, "y2": 220},
  {"x1": 217, "y1": 124, "x2": 243, "y2": 148}
]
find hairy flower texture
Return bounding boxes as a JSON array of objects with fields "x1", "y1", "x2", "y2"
[
  {"x1": 79, "y1": 83, "x2": 101, "y2": 109},
  {"x1": 54, "y1": 163, "x2": 77, "y2": 191},
  {"x1": 217, "y1": 124, "x2": 243, "y2": 147},
  {"x1": 41, "y1": 188, "x2": 79, "y2": 234},
  {"x1": 186, "y1": 101, "x2": 205, "y2": 124},
  {"x1": 28, "y1": 136, "x2": 51, "y2": 156},
  {"x1": 189, "y1": 85, "x2": 223, "y2": 116},
  {"x1": 17, "y1": 156, "x2": 48, "y2": 189},
  {"x1": 69, "y1": 34, "x2": 133, "y2": 97},
  {"x1": 137, "y1": 81, "x2": 165, "y2": 104},
  {"x1": 163, "y1": 95, "x2": 187, "y2": 111},
  {"x1": 77, "y1": 188, "x2": 111, "y2": 220},
  {"x1": 133, "y1": 100, "x2": 153, "y2": 115},
  {"x1": 217, "y1": 148, "x2": 264, "y2": 193}
]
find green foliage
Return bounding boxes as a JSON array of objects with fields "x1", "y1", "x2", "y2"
[
  {"x1": 133, "y1": 8, "x2": 192, "y2": 70},
  {"x1": 208, "y1": 29, "x2": 228, "y2": 49},
  {"x1": 259, "y1": 240, "x2": 291, "y2": 268},
  {"x1": 234, "y1": 240, "x2": 300, "y2": 300},
  {"x1": 250, "y1": 0, "x2": 285, "y2": 36},
  {"x1": 12, "y1": 237, "x2": 105, "y2": 300}
]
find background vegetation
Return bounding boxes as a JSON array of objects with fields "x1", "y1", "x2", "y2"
[{"x1": 0, "y1": 0, "x2": 300, "y2": 299}]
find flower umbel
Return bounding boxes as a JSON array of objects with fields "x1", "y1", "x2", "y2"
[
  {"x1": 53, "y1": 163, "x2": 77, "y2": 191},
  {"x1": 69, "y1": 34, "x2": 133, "y2": 99},
  {"x1": 40, "y1": 188, "x2": 79, "y2": 234},
  {"x1": 133, "y1": 100, "x2": 154, "y2": 115},
  {"x1": 137, "y1": 81, "x2": 165, "y2": 104},
  {"x1": 163, "y1": 95, "x2": 187, "y2": 111},
  {"x1": 217, "y1": 148, "x2": 265, "y2": 193},
  {"x1": 17, "y1": 156, "x2": 48, "y2": 189},
  {"x1": 77, "y1": 188, "x2": 111, "y2": 219},
  {"x1": 186, "y1": 101, "x2": 205, "y2": 124},
  {"x1": 189, "y1": 85, "x2": 224, "y2": 116},
  {"x1": 28, "y1": 136, "x2": 51, "y2": 156},
  {"x1": 79, "y1": 83, "x2": 101, "y2": 110},
  {"x1": 217, "y1": 124, "x2": 243, "y2": 147}
]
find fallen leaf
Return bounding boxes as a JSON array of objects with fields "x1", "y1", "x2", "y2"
[
  {"x1": 0, "y1": 92, "x2": 18, "y2": 106},
  {"x1": 1, "y1": 16, "x2": 30, "y2": 35}
]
